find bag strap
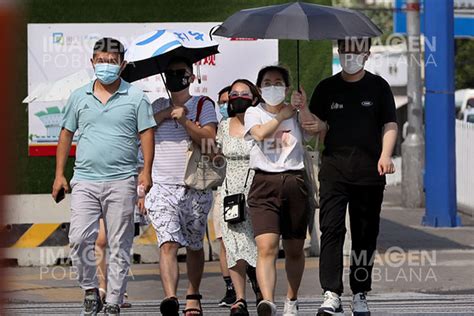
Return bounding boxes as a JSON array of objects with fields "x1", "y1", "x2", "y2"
[
  {"x1": 195, "y1": 96, "x2": 215, "y2": 124},
  {"x1": 225, "y1": 169, "x2": 251, "y2": 195},
  {"x1": 296, "y1": 111, "x2": 305, "y2": 147}
]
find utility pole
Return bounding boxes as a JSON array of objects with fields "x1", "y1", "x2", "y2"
[
  {"x1": 423, "y1": 0, "x2": 460, "y2": 227},
  {"x1": 402, "y1": 0, "x2": 424, "y2": 208}
]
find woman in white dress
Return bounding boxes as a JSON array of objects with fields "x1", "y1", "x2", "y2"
[{"x1": 217, "y1": 79, "x2": 263, "y2": 316}]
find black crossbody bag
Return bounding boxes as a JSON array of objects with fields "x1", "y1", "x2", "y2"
[{"x1": 223, "y1": 170, "x2": 251, "y2": 224}]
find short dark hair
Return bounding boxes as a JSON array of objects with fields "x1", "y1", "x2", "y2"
[
  {"x1": 93, "y1": 37, "x2": 125, "y2": 61},
  {"x1": 167, "y1": 56, "x2": 193, "y2": 73},
  {"x1": 337, "y1": 37, "x2": 372, "y2": 52},
  {"x1": 256, "y1": 65, "x2": 291, "y2": 88},
  {"x1": 218, "y1": 86, "x2": 231, "y2": 100}
]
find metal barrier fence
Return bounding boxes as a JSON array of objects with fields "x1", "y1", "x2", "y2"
[{"x1": 456, "y1": 120, "x2": 474, "y2": 212}]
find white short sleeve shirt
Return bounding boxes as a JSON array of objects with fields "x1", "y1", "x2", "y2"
[
  {"x1": 244, "y1": 103, "x2": 305, "y2": 172},
  {"x1": 151, "y1": 96, "x2": 218, "y2": 185}
]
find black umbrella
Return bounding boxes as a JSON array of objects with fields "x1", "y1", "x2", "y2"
[{"x1": 213, "y1": 1, "x2": 382, "y2": 88}]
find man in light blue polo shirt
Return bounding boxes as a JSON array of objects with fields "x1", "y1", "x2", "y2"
[{"x1": 51, "y1": 38, "x2": 156, "y2": 315}]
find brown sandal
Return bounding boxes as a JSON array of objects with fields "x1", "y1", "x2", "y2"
[
  {"x1": 183, "y1": 294, "x2": 203, "y2": 316},
  {"x1": 121, "y1": 292, "x2": 132, "y2": 308}
]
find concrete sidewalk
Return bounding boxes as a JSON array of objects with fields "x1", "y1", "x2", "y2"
[
  {"x1": 2, "y1": 185, "x2": 474, "y2": 313},
  {"x1": 380, "y1": 185, "x2": 474, "y2": 251},
  {"x1": 370, "y1": 185, "x2": 474, "y2": 295}
]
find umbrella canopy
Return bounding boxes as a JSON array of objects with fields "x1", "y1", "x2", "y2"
[
  {"x1": 23, "y1": 69, "x2": 91, "y2": 103},
  {"x1": 213, "y1": 1, "x2": 382, "y2": 88},
  {"x1": 212, "y1": 1, "x2": 382, "y2": 40},
  {"x1": 121, "y1": 29, "x2": 219, "y2": 82}
]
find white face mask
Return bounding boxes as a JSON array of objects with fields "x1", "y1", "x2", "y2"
[
  {"x1": 339, "y1": 53, "x2": 366, "y2": 75},
  {"x1": 261, "y1": 86, "x2": 286, "y2": 106}
]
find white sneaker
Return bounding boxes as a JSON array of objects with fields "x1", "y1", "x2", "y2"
[
  {"x1": 317, "y1": 291, "x2": 344, "y2": 316},
  {"x1": 257, "y1": 299, "x2": 277, "y2": 316},
  {"x1": 351, "y1": 292, "x2": 370, "y2": 316},
  {"x1": 283, "y1": 298, "x2": 298, "y2": 315}
]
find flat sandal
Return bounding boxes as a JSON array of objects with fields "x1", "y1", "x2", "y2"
[
  {"x1": 230, "y1": 298, "x2": 249, "y2": 316},
  {"x1": 183, "y1": 294, "x2": 203, "y2": 316}
]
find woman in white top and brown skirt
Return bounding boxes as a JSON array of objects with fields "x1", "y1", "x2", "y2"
[{"x1": 244, "y1": 65, "x2": 316, "y2": 316}]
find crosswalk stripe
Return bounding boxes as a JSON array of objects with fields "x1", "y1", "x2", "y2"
[{"x1": 4, "y1": 294, "x2": 474, "y2": 315}]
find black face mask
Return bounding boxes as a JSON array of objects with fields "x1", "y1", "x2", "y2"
[
  {"x1": 165, "y1": 74, "x2": 191, "y2": 92},
  {"x1": 228, "y1": 97, "x2": 253, "y2": 117}
]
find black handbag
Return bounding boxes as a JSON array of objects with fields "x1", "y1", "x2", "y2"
[{"x1": 223, "y1": 170, "x2": 251, "y2": 224}]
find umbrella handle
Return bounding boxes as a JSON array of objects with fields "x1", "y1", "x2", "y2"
[
  {"x1": 297, "y1": 40, "x2": 300, "y2": 93},
  {"x1": 160, "y1": 72, "x2": 179, "y2": 128}
]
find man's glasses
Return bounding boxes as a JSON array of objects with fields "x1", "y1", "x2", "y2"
[
  {"x1": 94, "y1": 58, "x2": 121, "y2": 65},
  {"x1": 165, "y1": 69, "x2": 190, "y2": 77}
]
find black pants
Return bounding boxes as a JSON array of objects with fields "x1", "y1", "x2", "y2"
[{"x1": 319, "y1": 181, "x2": 384, "y2": 295}]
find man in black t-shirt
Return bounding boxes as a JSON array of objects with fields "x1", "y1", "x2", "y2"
[{"x1": 305, "y1": 38, "x2": 398, "y2": 316}]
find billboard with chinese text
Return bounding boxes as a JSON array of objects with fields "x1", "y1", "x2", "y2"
[{"x1": 27, "y1": 23, "x2": 278, "y2": 156}]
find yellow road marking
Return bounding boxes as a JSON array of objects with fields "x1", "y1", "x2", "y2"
[
  {"x1": 11, "y1": 224, "x2": 60, "y2": 248},
  {"x1": 207, "y1": 218, "x2": 216, "y2": 241},
  {"x1": 135, "y1": 225, "x2": 157, "y2": 245}
]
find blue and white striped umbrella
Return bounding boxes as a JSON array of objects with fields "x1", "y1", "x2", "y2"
[{"x1": 121, "y1": 29, "x2": 219, "y2": 82}]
